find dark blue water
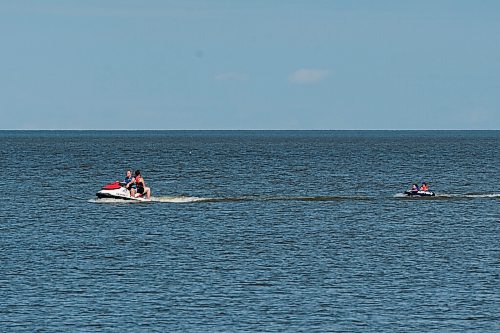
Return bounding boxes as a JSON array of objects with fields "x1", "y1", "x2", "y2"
[{"x1": 1, "y1": 131, "x2": 498, "y2": 332}]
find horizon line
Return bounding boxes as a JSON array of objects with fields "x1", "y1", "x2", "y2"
[{"x1": 1, "y1": 129, "x2": 498, "y2": 131}]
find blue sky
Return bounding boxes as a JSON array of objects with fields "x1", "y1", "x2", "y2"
[{"x1": 1, "y1": 0, "x2": 499, "y2": 129}]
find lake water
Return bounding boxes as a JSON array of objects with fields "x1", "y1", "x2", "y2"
[{"x1": 1, "y1": 130, "x2": 498, "y2": 332}]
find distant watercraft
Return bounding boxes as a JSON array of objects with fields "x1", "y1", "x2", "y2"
[
  {"x1": 96, "y1": 181, "x2": 151, "y2": 202},
  {"x1": 404, "y1": 190, "x2": 436, "y2": 197}
]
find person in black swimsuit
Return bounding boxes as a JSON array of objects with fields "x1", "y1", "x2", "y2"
[{"x1": 134, "y1": 170, "x2": 151, "y2": 199}]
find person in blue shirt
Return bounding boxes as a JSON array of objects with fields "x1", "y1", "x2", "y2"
[
  {"x1": 123, "y1": 169, "x2": 136, "y2": 195},
  {"x1": 411, "y1": 184, "x2": 420, "y2": 192}
]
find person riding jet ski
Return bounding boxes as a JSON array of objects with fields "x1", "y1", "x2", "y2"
[
  {"x1": 123, "y1": 169, "x2": 136, "y2": 194},
  {"x1": 131, "y1": 170, "x2": 152, "y2": 199}
]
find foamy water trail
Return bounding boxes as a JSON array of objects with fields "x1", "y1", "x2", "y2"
[
  {"x1": 91, "y1": 195, "x2": 372, "y2": 204},
  {"x1": 90, "y1": 196, "x2": 217, "y2": 204},
  {"x1": 463, "y1": 193, "x2": 500, "y2": 198},
  {"x1": 152, "y1": 196, "x2": 210, "y2": 203}
]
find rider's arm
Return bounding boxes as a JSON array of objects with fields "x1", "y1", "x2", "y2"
[{"x1": 127, "y1": 177, "x2": 135, "y2": 187}]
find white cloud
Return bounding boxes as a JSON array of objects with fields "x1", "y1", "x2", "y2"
[
  {"x1": 289, "y1": 69, "x2": 330, "y2": 84},
  {"x1": 214, "y1": 72, "x2": 248, "y2": 82}
]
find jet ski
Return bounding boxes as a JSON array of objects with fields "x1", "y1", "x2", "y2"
[
  {"x1": 96, "y1": 181, "x2": 151, "y2": 202},
  {"x1": 404, "y1": 190, "x2": 436, "y2": 197}
]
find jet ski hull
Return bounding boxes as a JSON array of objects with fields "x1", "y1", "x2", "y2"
[
  {"x1": 96, "y1": 185, "x2": 150, "y2": 202},
  {"x1": 404, "y1": 190, "x2": 435, "y2": 197}
]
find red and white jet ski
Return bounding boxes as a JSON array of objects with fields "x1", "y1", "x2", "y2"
[
  {"x1": 404, "y1": 189, "x2": 436, "y2": 197},
  {"x1": 96, "y1": 181, "x2": 151, "y2": 202}
]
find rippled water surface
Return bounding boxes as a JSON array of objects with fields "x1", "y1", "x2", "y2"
[{"x1": 1, "y1": 131, "x2": 499, "y2": 332}]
